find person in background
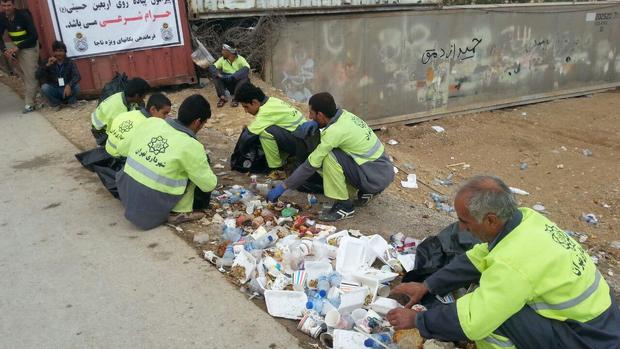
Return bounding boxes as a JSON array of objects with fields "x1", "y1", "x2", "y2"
[
  {"x1": 36, "y1": 40, "x2": 81, "y2": 110},
  {"x1": 91, "y1": 77, "x2": 150, "y2": 146},
  {"x1": 208, "y1": 41, "x2": 250, "y2": 108},
  {"x1": 0, "y1": 0, "x2": 39, "y2": 113}
]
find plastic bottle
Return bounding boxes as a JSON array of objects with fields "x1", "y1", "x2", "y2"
[
  {"x1": 326, "y1": 287, "x2": 341, "y2": 308},
  {"x1": 217, "y1": 244, "x2": 235, "y2": 268},
  {"x1": 222, "y1": 226, "x2": 243, "y2": 242},
  {"x1": 328, "y1": 272, "x2": 343, "y2": 287},
  {"x1": 317, "y1": 275, "x2": 330, "y2": 294},
  {"x1": 247, "y1": 231, "x2": 278, "y2": 250},
  {"x1": 306, "y1": 295, "x2": 324, "y2": 315}
]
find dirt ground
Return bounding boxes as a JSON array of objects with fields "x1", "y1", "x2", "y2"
[{"x1": 2, "y1": 71, "x2": 619, "y2": 344}]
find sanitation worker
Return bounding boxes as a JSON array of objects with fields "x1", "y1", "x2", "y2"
[
  {"x1": 116, "y1": 94, "x2": 217, "y2": 229},
  {"x1": 91, "y1": 77, "x2": 150, "y2": 146},
  {"x1": 105, "y1": 92, "x2": 172, "y2": 158},
  {"x1": 387, "y1": 175, "x2": 620, "y2": 348},
  {"x1": 208, "y1": 41, "x2": 250, "y2": 108},
  {"x1": 234, "y1": 82, "x2": 305, "y2": 180},
  {"x1": 266, "y1": 92, "x2": 394, "y2": 221}
]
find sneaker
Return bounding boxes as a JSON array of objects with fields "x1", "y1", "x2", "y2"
[
  {"x1": 353, "y1": 192, "x2": 375, "y2": 207},
  {"x1": 266, "y1": 169, "x2": 287, "y2": 180},
  {"x1": 167, "y1": 211, "x2": 206, "y2": 225},
  {"x1": 216, "y1": 98, "x2": 227, "y2": 108},
  {"x1": 22, "y1": 104, "x2": 35, "y2": 114},
  {"x1": 319, "y1": 201, "x2": 355, "y2": 222}
]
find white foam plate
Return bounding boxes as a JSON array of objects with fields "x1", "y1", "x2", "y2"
[
  {"x1": 264, "y1": 290, "x2": 308, "y2": 320},
  {"x1": 333, "y1": 329, "x2": 367, "y2": 349},
  {"x1": 336, "y1": 236, "x2": 368, "y2": 275}
]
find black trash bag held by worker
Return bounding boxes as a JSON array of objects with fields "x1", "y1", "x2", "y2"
[{"x1": 230, "y1": 128, "x2": 269, "y2": 173}]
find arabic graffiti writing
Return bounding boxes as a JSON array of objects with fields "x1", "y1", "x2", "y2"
[{"x1": 421, "y1": 38, "x2": 483, "y2": 64}]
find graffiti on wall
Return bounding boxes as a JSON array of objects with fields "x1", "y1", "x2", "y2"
[{"x1": 273, "y1": 8, "x2": 620, "y2": 120}]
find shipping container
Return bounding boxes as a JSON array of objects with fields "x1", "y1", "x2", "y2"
[{"x1": 24, "y1": 0, "x2": 197, "y2": 96}]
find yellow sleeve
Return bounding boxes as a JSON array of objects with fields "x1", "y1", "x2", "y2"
[
  {"x1": 307, "y1": 130, "x2": 340, "y2": 169},
  {"x1": 456, "y1": 261, "x2": 533, "y2": 340},
  {"x1": 214, "y1": 57, "x2": 224, "y2": 70},
  {"x1": 183, "y1": 142, "x2": 218, "y2": 193},
  {"x1": 247, "y1": 116, "x2": 272, "y2": 135},
  {"x1": 465, "y1": 243, "x2": 490, "y2": 272}
]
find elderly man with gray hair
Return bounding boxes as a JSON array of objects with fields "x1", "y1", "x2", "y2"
[
  {"x1": 387, "y1": 175, "x2": 620, "y2": 348},
  {"x1": 208, "y1": 41, "x2": 250, "y2": 108}
]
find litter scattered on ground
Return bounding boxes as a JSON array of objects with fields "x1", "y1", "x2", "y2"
[
  {"x1": 401, "y1": 174, "x2": 419, "y2": 189},
  {"x1": 429, "y1": 193, "x2": 454, "y2": 213},
  {"x1": 431, "y1": 126, "x2": 445, "y2": 133},
  {"x1": 581, "y1": 213, "x2": 599, "y2": 225},
  {"x1": 387, "y1": 139, "x2": 399, "y2": 145},
  {"x1": 521, "y1": 112, "x2": 527, "y2": 117},
  {"x1": 582, "y1": 149, "x2": 593, "y2": 157},
  {"x1": 611, "y1": 241, "x2": 620, "y2": 250},
  {"x1": 403, "y1": 163, "x2": 416, "y2": 171},
  {"x1": 557, "y1": 164, "x2": 564, "y2": 169},
  {"x1": 432, "y1": 174, "x2": 454, "y2": 187},
  {"x1": 532, "y1": 204, "x2": 546, "y2": 213},
  {"x1": 509, "y1": 187, "x2": 530, "y2": 196},
  {"x1": 519, "y1": 162, "x2": 528, "y2": 170},
  {"x1": 193, "y1": 180, "x2": 471, "y2": 348},
  {"x1": 566, "y1": 230, "x2": 588, "y2": 243}
]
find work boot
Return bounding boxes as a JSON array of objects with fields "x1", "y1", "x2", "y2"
[
  {"x1": 266, "y1": 169, "x2": 287, "y2": 181},
  {"x1": 353, "y1": 192, "x2": 375, "y2": 207},
  {"x1": 319, "y1": 200, "x2": 355, "y2": 222},
  {"x1": 167, "y1": 211, "x2": 206, "y2": 225}
]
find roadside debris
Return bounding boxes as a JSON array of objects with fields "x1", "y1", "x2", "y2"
[
  {"x1": 581, "y1": 213, "x2": 599, "y2": 225},
  {"x1": 387, "y1": 139, "x2": 399, "y2": 145},
  {"x1": 582, "y1": 149, "x2": 593, "y2": 157},
  {"x1": 509, "y1": 187, "x2": 530, "y2": 196},
  {"x1": 401, "y1": 174, "x2": 419, "y2": 189},
  {"x1": 431, "y1": 126, "x2": 445, "y2": 133}
]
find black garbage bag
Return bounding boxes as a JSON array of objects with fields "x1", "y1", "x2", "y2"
[
  {"x1": 75, "y1": 147, "x2": 125, "y2": 198},
  {"x1": 230, "y1": 128, "x2": 269, "y2": 174},
  {"x1": 98, "y1": 72, "x2": 128, "y2": 105},
  {"x1": 402, "y1": 222, "x2": 480, "y2": 283}
]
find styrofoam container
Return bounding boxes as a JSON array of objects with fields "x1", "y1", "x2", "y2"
[
  {"x1": 397, "y1": 253, "x2": 416, "y2": 272},
  {"x1": 353, "y1": 268, "x2": 399, "y2": 284},
  {"x1": 231, "y1": 249, "x2": 256, "y2": 284},
  {"x1": 336, "y1": 236, "x2": 368, "y2": 275},
  {"x1": 370, "y1": 296, "x2": 403, "y2": 316},
  {"x1": 338, "y1": 288, "x2": 367, "y2": 314},
  {"x1": 305, "y1": 260, "x2": 333, "y2": 286},
  {"x1": 264, "y1": 290, "x2": 308, "y2": 320},
  {"x1": 333, "y1": 329, "x2": 367, "y2": 349}
]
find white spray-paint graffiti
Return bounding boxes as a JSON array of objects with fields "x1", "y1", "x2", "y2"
[{"x1": 273, "y1": 8, "x2": 619, "y2": 117}]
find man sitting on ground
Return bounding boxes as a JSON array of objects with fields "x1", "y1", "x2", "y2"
[
  {"x1": 235, "y1": 82, "x2": 305, "y2": 180},
  {"x1": 116, "y1": 94, "x2": 217, "y2": 230},
  {"x1": 36, "y1": 40, "x2": 81, "y2": 110},
  {"x1": 91, "y1": 77, "x2": 150, "y2": 146},
  {"x1": 267, "y1": 92, "x2": 394, "y2": 221},
  {"x1": 208, "y1": 42, "x2": 250, "y2": 108},
  {"x1": 105, "y1": 92, "x2": 171, "y2": 158},
  {"x1": 387, "y1": 175, "x2": 620, "y2": 349}
]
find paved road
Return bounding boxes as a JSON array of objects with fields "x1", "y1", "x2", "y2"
[{"x1": 0, "y1": 84, "x2": 302, "y2": 349}]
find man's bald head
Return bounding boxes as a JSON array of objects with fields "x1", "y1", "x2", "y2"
[{"x1": 456, "y1": 176, "x2": 518, "y2": 224}]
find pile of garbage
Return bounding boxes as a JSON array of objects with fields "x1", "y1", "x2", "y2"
[{"x1": 200, "y1": 183, "x2": 442, "y2": 349}]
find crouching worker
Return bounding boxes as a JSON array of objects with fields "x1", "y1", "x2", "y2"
[
  {"x1": 267, "y1": 92, "x2": 394, "y2": 222},
  {"x1": 208, "y1": 42, "x2": 250, "y2": 108},
  {"x1": 91, "y1": 77, "x2": 150, "y2": 146},
  {"x1": 387, "y1": 176, "x2": 620, "y2": 349},
  {"x1": 105, "y1": 92, "x2": 172, "y2": 158},
  {"x1": 116, "y1": 94, "x2": 217, "y2": 230},
  {"x1": 235, "y1": 82, "x2": 305, "y2": 180}
]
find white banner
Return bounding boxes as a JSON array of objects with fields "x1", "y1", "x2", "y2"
[{"x1": 47, "y1": 0, "x2": 184, "y2": 58}]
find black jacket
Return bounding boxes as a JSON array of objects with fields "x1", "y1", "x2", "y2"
[
  {"x1": 36, "y1": 58, "x2": 81, "y2": 87},
  {"x1": 0, "y1": 9, "x2": 38, "y2": 51}
]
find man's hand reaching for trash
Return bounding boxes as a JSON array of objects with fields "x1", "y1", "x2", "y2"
[
  {"x1": 390, "y1": 281, "x2": 429, "y2": 308},
  {"x1": 267, "y1": 184, "x2": 286, "y2": 202},
  {"x1": 387, "y1": 308, "x2": 419, "y2": 330}
]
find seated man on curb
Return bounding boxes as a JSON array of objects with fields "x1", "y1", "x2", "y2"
[
  {"x1": 106, "y1": 92, "x2": 172, "y2": 158},
  {"x1": 387, "y1": 175, "x2": 620, "y2": 349},
  {"x1": 116, "y1": 94, "x2": 217, "y2": 230},
  {"x1": 208, "y1": 42, "x2": 250, "y2": 108},
  {"x1": 91, "y1": 77, "x2": 150, "y2": 146},
  {"x1": 266, "y1": 92, "x2": 394, "y2": 222},
  {"x1": 235, "y1": 82, "x2": 305, "y2": 180},
  {"x1": 35, "y1": 40, "x2": 80, "y2": 110}
]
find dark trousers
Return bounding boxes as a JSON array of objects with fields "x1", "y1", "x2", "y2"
[
  {"x1": 214, "y1": 76, "x2": 249, "y2": 99},
  {"x1": 193, "y1": 186, "x2": 211, "y2": 210},
  {"x1": 41, "y1": 83, "x2": 80, "y2": 106}
]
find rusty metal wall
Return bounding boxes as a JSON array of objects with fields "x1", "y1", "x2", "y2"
[
  {"x1": 267, "y1": 2, "x2": 620, "y2": 125},
  {"x1": 26, "y1": 0, "x2": 196, "y2": 96}
]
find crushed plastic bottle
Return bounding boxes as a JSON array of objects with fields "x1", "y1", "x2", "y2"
[
  {"x1": 281, "y1": 207, "x2": 299, "y2": 218},
  {"x1": 222, "y1": 225, "x2": 243, "y2": 242},
  {"x1": 364, "y1": 332, "x2": 395, "y2": 348}
]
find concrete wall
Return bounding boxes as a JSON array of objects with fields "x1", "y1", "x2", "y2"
[{"x1": 267, "y1": 3, "x2": 620, "y2": 124}]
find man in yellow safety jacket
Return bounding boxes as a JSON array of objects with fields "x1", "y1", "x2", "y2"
[
  {"x1": 91, "y1": 77, "x2": 150, "y2": 146},
  {"x1": 208, "y1": 41, "x2": 250, "y2": 108},
  {"x1": 387, "y1": 175, "x2": 620, "y2": 348},
  {"x1": 116, "y1": 94, "x2": 217, "y2": 230},
  {"x1": 0, "y1": 0, "x2": 39, "y2": 113},
  {"x1": 105, "y1": 92, "x2": 172, "y2": 158},
  {"x1": 267, "y1": 92, "x2": 395, "y2": 222},
  {"x1": 235, "y1": 82, "x2": 305, "y2": 180}
]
